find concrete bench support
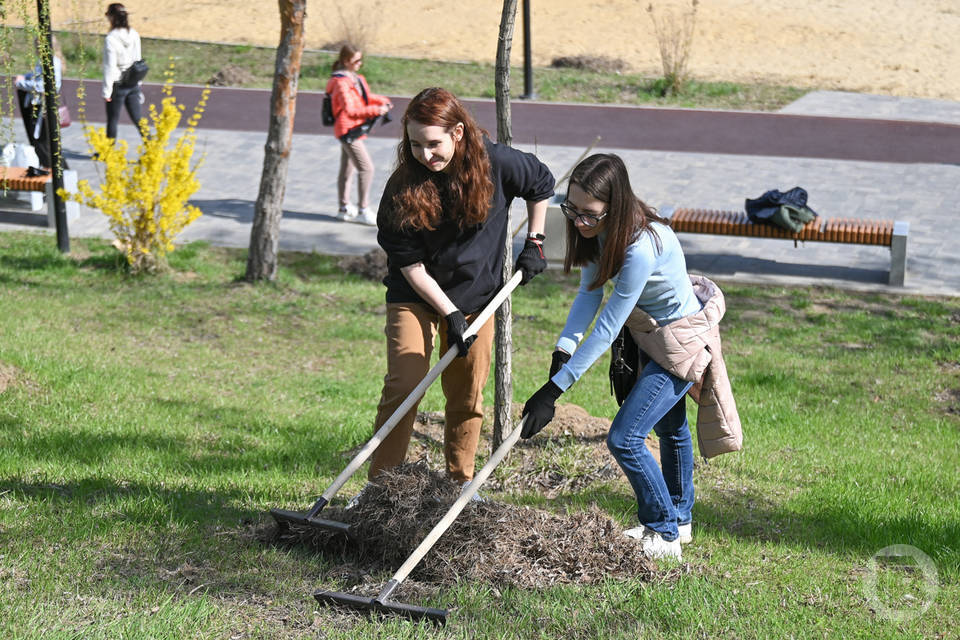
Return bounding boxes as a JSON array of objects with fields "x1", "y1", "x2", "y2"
[
  {"x1": 45, "y1": 169, "x2": 80, "y2": 227},
  {"x1": 544, "y1": 192, "x2": 569, "y2": 265},
  {"x1": 888, "y1": 221, "x2": 909, "y2": 286}
]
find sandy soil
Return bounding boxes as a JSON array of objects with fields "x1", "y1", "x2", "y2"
[{"x1": 28, "y1": 0, "x2": 960, "y2": 101}]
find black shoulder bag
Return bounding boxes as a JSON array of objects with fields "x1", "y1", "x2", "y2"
[
  {"x1": 119, "y1": 59, "x2": 149, "y2": 88},
  {"x1": 609, "y1": 325, "x2": 640, "y2": 406}
]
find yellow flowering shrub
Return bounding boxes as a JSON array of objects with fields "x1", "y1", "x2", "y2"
[{"x1": 60, "y1": 65, "x2": 211, "y2": 273}]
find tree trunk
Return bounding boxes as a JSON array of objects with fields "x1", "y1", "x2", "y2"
[
  {"x1": 495, "y1": 0, "x2": 518, "y2": 147},
  {"x1": 245, "y1": 0, "x2": 306, "y2": 282},
  {"x1": 493, "y1": 0, "x2": 518, "y2": 449},
  {"x1": 37, "y1": 0, "x2": 68, "y2": 253}
]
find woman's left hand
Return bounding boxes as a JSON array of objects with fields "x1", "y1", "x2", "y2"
[{"x1": 515, "y1": 237, "x2": 547, "y2": 285}]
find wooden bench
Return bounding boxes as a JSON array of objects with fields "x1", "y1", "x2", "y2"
[
  {"x1": 660, "y1": 206, "x2": 909, "y2": 286},
  {"x1": 543, "y1": 194, "x2": 909, "y2": 286},
  {"x1": 0, "y1": 166, "x2": 80, "y2": 226},
  {"x1": 0, "y1": 165, "x2": 51, "y2": 211}
]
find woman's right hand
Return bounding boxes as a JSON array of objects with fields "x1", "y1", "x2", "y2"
[
  {"x1": 521, "y1": 381, "x2": 563, "y2": 439},
  {"x1": 444, "y1": 310, "x2": 476, "y2": 358}
]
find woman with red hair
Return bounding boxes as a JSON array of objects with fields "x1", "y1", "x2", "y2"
[{"x1": 368, "y1": 87, "x2": 555, "y2": 487}]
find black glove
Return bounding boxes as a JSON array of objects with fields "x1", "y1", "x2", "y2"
[
  {"x1": 444, "y1": 310, "x2": 476, "y2": 357},
  {"x1": 549, "y1": 350, "x2": 571, "y2": 381},
  {"x1": 515, "y1": 237, "x2": 547, "y2": 285},
  {"x1": 520, "y1": 381, "x2": 563, "y2": 439}
]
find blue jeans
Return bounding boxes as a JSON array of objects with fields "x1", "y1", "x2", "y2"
[{"x1": 607, "y1": 359, "x2": 694, "y2": 542}]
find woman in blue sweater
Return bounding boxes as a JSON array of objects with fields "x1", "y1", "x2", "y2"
[{"x1": 521, "y1": 153, "x2": 702, "y2": 560}]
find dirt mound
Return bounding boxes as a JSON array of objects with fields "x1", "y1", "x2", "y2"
[
  {"x1": 207, "y1": 64, "x2": 255, "y2": 87},
  {"x1": 0, "y1": 363, "x2": 16, "y2": 394},
  {"x1": 551, "y1": 55, "x2": 627, "y2": 74},
  {"x1": 277, "y1": 462, "x2": 657, "y2": 592},
  {"x1": 338, "y1": 248, "x2": 388, "y2": 282}
]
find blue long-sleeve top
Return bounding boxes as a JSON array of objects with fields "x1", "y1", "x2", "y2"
[
  {"x1": 551, "y1": 221, "x2": 701, "y2": 391},
  {"x1": 14, "y1": 57, "x2": 62, "y2": 106}
]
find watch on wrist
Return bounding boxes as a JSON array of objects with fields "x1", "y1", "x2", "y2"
[{"x1": 528, "y1": 233, "x2": 546, "y2": 243}]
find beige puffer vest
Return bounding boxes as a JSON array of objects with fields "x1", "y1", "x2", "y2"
[{"x1": 624, "y1": 275, "x2": 742, "y2": 458}]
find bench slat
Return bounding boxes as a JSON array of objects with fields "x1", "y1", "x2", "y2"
[
  {"x1": 0, "y1": 167, "x2": 51, "y2": 193},
  {"x1": 671, "y1": 208, "x2": 894, "y2": 247}
]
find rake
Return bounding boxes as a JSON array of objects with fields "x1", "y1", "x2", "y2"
[
  {"x1": 270, "y1": 271, "x2": 523, "y2": 537},
  {"x1": 314, "y1": 415, "x2": 528, "y2": 625}
]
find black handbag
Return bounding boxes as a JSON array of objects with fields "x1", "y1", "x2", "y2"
[
  {"x1": 339, "y1": 112, "x2": 391, "y2": 143},
  {"x1": 119, "y1": 59, "x2": 149, "y2": 88},
  {"x1": 609, "y1": 325, "x2": 640, "y2": 406}
]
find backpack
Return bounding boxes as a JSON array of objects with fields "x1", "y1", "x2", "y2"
[
  {"x1": 322, "y1": 72, "x2": 350, "y2": 127},
  {"x1": 321, "y1": 93, "x2": 335, "y2": 126}
]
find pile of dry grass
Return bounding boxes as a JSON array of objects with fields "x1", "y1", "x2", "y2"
[{"x1": 277, "y1": 462, "x2": 656, "y2": 591}]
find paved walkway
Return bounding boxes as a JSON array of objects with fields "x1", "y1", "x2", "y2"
[{"x1": 1, "y1": 87, "x2": 958, "y2": 296}]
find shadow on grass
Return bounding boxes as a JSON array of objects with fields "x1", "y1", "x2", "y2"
[
  {"x1": 0, "y1": 473, "x2": 338, "y2": 636},
  {"x1": 0, "y1": 401, "x2": 356, "y2": 484},
  {"x1": 0, "y1": 250, "x2": 74, "y2": 273},
  {"x1": 0, "y1": 475, "x2": 254, "y2": 528},
  {"x1": 693, "y1": 487, "x2": 960, "y2": 573},
  {"x1": 0, "y1": 241, "x2": 124, "y2": 280}
]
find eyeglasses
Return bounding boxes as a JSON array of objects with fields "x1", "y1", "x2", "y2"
[{"x1": 560, "y1": 201, "x2": 608, "y2": 228}]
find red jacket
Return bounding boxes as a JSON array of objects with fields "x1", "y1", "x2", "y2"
[{"x1": 325, "y1": 72, "x2": 389, "y2": 140}]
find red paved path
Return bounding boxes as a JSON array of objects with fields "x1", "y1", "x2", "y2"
[{"x1": 52, "y1": 79, "x2": 960, "y2": 164}]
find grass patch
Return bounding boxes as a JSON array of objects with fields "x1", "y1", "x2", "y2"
[
  {"x1": 0, "y1": 232, "x2": 957, "y2": 638},
  {"x1": 2, "y1": 29, "x2": 806, "y2": 111}
]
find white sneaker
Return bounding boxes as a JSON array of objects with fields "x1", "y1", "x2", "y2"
[
  {"x1": 624, "y1": 525, "x2": 682, "y2": 560},
  {"x1": 344, "y1": 482, "x2": 372, "y2": 510},
  {"x1": 337, "y1": 204, "x2": 358, "y2": 221},
  {"x1": 357, "y1": 207, "x2": 377, "y2": 227},
  {"x1": 678, "y1": 522, "x2": 692, "y2": 545},
  {"x1": 461, "y1": 480, "x2": 485, "y2": 503}
]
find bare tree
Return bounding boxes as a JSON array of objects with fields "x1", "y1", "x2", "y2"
[
  {"x1": 492, "y1": 0, "x2": 519, "y2": 448},
  {"x1": 246, "y1": 0, "x2": 307, "y2": 281}
]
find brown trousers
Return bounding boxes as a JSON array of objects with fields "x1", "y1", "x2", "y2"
[{"x1": 368, "y1": 302, "x2": 495, "y2": 483}]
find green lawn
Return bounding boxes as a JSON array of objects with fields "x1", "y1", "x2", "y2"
[
  {"x1": 1, "y1": 29, "x2": 807, "y2": 111},
  {"x1": 0, "y1": 232, "x2": 956, "y2": 638}
]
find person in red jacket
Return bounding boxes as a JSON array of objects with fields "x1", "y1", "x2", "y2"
[{"x1": 325, "y1": 45, "x2": 392, "y2": 226}]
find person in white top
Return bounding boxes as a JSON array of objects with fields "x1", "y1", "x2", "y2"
[{"x1": 102, "y1": 3, "x2": 143, "y2": 140}]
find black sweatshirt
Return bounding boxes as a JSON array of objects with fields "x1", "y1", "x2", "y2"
[{"x1": 376, "y1": 139, "x2": 555, "y2": 314}]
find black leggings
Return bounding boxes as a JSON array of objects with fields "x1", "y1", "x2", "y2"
[
  {"x1": 17, "y1": 89, "x2": 51, "y2": 168},
  {"x1": 105, "y1": 84, "x2": 142, "y2": 139}
]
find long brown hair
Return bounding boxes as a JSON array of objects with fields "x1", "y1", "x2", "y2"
[
  {"x1": 563, "y1": 153, "x2": 670, "y2": 289},
  {"x1": 391, "y1": 87, "x2": 493, "y2": 231},
  {"x1": 332, "y1": 44, "x2": 359, "y2": 72},
  {"x1": 106, "y1": 3, "x2": 130, "y2": 30}
]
